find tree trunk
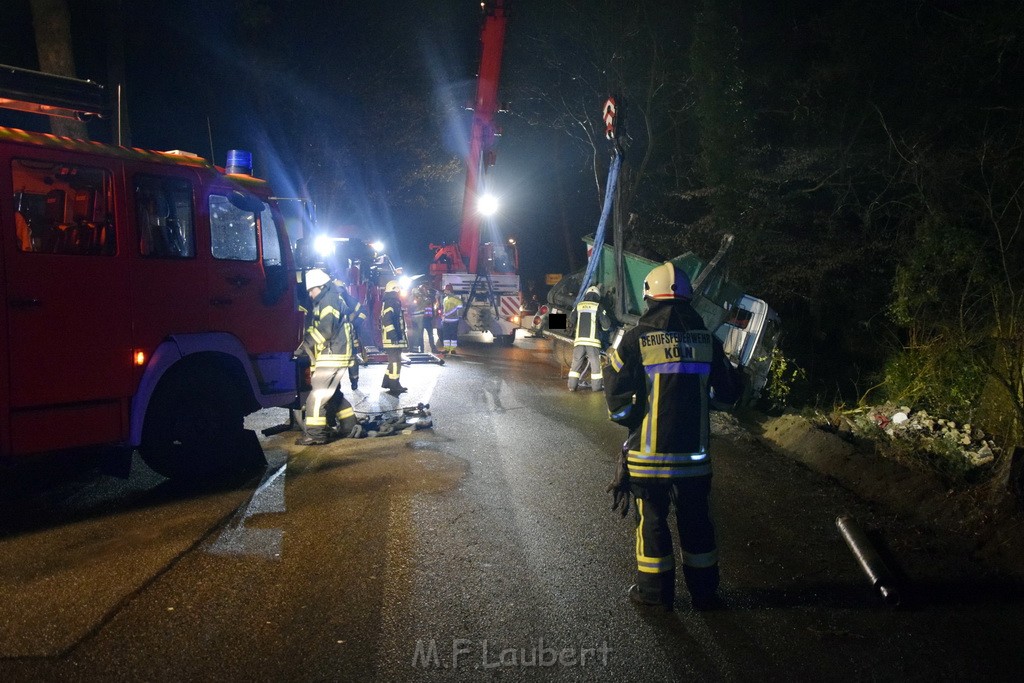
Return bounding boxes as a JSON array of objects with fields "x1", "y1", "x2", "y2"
[{"x1": 30, "y1": 0, "x2": 89, "y2": 140}]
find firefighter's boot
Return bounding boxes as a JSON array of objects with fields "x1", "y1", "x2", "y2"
[
  {"x1": 683, "y1": 564, "x2": 722, "y2": 610},
  {"x1": 629, "y1": 571, "x2": 675, "y2": 610},
  {"x1": 295, "y1": 426, "x2": 333, "y2": 446}
]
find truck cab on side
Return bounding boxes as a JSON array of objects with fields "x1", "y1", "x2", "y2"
[{"x1": 0, "y1": 128, "x2": 303, "y2": 479}]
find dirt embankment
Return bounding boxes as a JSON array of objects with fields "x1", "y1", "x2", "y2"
[{"x1": 749, "y1": 412, "x2": 1024, "y2": 579}]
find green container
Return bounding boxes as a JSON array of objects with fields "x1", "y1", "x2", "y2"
[{"x1": 582, "y1": 237, "x2": 720, "y2": 316}]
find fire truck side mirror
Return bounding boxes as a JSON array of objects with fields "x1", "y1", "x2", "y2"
[
  {"x1": 228, "y1": 190, "x2": 264, "y2": 214},
  {"x1": 294, "y1": 237, "x2": 313, "y2": 270}
]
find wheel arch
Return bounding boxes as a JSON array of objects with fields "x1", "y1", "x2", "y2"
[{"x1": 129, "y1": 333, "x2": 262, "y2": 447}]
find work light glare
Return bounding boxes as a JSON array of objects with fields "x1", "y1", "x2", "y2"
[
  {"x1": 477, "y1": 193, "x2": 499, "y2": 216},
  {"x1": 314, "y1": 235, "x2": 335, "y2": 257}
]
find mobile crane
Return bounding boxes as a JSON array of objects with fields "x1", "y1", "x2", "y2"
[{"x1": 429, "y1": 0, "x2": 520, "y2": 346}]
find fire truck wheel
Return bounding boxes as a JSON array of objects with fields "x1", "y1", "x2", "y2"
[{"x1": 140, "y1": 368, "x2": 244, "y2": 480}]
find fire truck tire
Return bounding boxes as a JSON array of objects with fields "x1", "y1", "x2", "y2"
[{"x1": 140, "y1": 368, "x2": 245, "y2": 480}]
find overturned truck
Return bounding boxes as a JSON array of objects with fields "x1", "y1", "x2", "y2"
[{"x1": 543, "y1": 234, "x2": 780, "y2": 403}]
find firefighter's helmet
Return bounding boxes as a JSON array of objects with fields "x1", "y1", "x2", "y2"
[
  {"x1": 585, "y1": 285, "x2": 601, "y2": 297},
  {"x1": 385, "y1": 280, "x2": 401, "y2": 293},
  {"x1": 305, "y1": 268, "x2": 331, "y2": 291},
  {"x1": 644, "y1": 262, "x2": 693, "y2": 301}
]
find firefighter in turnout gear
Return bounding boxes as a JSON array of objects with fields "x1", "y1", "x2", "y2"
[
  {"x1": 380, "y1": 280, "x2": 409, "y2": 396},
  {"x1": 298, "y1": 269, "x2": 358, "y2": 445},
  {"x1": 604, "y1": 262, "x2": 743, "y2": 610},
  {"x1": 568, "y1": 285, "x2": 611, "y2": 391},
  {"x1": 440, "y1": 285, "x2": 463, "y2": 355}
]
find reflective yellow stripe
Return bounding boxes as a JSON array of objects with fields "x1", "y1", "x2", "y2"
[
  {"x1": 568, "y1": 370, "x2": 580, "y2": 379},
  {"x1": 310, "y1": 328, "x2": 326, "y2": 345},
  {"x1": 637, "y1": 552, "x2": 675, "y2": 574},
  {"x1": 635, "y1": 498, "x2": 645, "y2": 561},
  {"x1": 609, "y1": 349, "x2": 623, "y2": 372},
  {"x1": 337, "y1": 407, "x2": 355, "y2": 419},
  {"x1": 628, "y1": 463, "x2": 713, "y2": 478},
  {"x1": 628, "y1": 450, "x2": 708, "y2": 464},
  {"x1": 306, "y1": 416, "x2": 327, "y2": 426},
  {"x1": 651, "y1": 378, "x2": 660, "y2": 447},
  {"x1": 320, "y1": 305, "x2": 340, "y2": 320}
]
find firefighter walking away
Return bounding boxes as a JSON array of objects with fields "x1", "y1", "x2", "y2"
[
  {"x1": 568, "y1": 285, "x2": 611, "y2": 391},
  {"x1": 604, "y1": 262, "x2": 743, "y2": 610},
  {"x1": 380, "y1": 280, "x2": 409, "y2": 396}
]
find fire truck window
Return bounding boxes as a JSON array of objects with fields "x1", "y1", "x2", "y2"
[
  {"x1": 10, "y1": 159, "x2": 115, "y2": 255},
  {"x1": 260, "y1": 204, "x2": 282, "y2": 266},
  {"x1": 135, "y1": 175, "x2": 195, "y2": 258},
  {"x1": 209, "y1": 193, "x2": 258, "y2": 261}
]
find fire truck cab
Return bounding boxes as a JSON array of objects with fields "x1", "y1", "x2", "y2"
[{"x1": 0, "y1": 127, "x2": 303, "y2": 479}]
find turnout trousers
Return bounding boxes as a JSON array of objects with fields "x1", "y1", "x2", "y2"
[
  {"x1": 382, "y1": 348, "x2": 404, "y2": 390},
  {"x1": 441, "y1": 321, "x2": 459, "y2": 352},
  {"x1": 304, "y1": 362, "x2": 355, "y2": 441},
  {"x1": 409, "y1": 314, "x2": 426, "y2": 353},
  {"x1": 633, "y1": 475, "x2": 719, "y2": 605},
  {"x1": 567, "y1": 344, "x2": 603, "y2": 391}
]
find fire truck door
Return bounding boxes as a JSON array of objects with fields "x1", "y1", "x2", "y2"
[
  {"x1": 206, "y1": 190, "x2": 295, "y2": 354},
  {"x1": 2, "y1": 158, "x2": 131, "y2": 451}
]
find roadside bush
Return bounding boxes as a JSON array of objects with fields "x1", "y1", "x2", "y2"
[
  {"x1": 879, "y1": 341, "x2": 987, "y2": 425},
  {"x1": 762, "y1": 346, "x2": 808, "y2": 412}
]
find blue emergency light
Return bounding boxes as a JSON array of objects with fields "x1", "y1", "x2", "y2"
[{"x1": 225, "y1": 149, "x2": 253, "y2": 175}]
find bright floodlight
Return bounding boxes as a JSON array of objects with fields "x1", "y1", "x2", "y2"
[
  {"x1": 371, "y1": 240, "x2": 385, "y2": 253},
  {"x1": 477, "y1": 193, "x2": 499, "y2": 217},
  {"x1": 314, "y1": 235, "x2": 335, "y2": 257},
  {"x1": 398, "y1": 275, "x2": 413, "y2": 291}
]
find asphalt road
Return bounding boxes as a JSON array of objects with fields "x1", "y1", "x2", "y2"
[{"x1": 1, "y1": 334, "x2": 1023, "y2": 681}]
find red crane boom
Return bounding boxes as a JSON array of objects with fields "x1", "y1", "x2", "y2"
[{"x1": 457, "y1": 0, "x2": 508, "y2": 274}]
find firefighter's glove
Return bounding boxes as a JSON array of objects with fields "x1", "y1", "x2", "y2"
[{"x1": 606, "y1": 445, "x2": 632, "y2": 517}]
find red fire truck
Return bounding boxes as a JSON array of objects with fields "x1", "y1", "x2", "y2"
[{"x1": 0, "y1": 70, "x2": 303, "y2": 479}]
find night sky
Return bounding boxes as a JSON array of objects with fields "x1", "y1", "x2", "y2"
[{"x1": 0, "y1": 0, "x2": 592, "y2": 289}]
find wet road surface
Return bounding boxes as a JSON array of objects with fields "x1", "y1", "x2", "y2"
[{"x1": 1, "y1": 335, "x2": 1023, "y2": 681}]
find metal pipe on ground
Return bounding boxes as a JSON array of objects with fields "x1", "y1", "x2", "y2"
[{"x1": 836, "y1": 515, "x2": 902, "y2": 606}]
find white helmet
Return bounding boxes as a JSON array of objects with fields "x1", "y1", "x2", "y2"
[
  {"x1": 585, "y1": 285, "x2": 601, "y2": 297},
  {"x1": 305, "y1": 268, "x2": 331, "y2": 291},
  {"x1": 384, "y1": 280, "x2": 401, "y2": 293},
  {"x1": 644, "y1": 262, "x2": 693, "y2": 301}
]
